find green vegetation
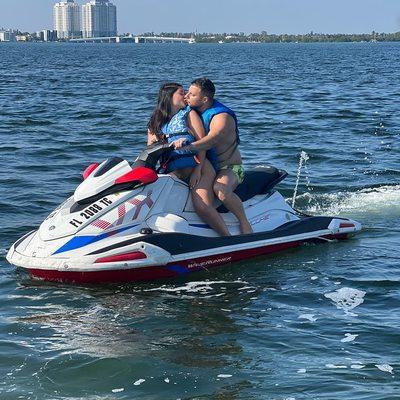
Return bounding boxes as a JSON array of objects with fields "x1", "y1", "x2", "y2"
[{"x1": 140, "y1": 30, "x2": 400, "y2": 43}]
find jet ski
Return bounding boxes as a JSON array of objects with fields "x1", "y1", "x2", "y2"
[{"x1": 6, "y1": 143, "x2": 362, "y2": 284}]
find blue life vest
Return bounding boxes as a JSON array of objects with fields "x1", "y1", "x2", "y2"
[
  {"x1": 160, "y1": 106, "x2": 198, "y2": 174},
  {"x1": 200, "y1": 100, "x2": 240, "y2": 171}
]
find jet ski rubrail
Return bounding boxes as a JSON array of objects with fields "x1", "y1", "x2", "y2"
[{"x1": 6, "y1": 143, "x2": 362, "y2": 284}]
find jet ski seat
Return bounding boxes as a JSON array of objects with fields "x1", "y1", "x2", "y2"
[{"x1": 217, "y1": 166, "x2": 288, "y2": 213}]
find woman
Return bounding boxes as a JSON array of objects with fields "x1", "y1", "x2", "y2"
[{"x1": 147, "y1": 82, "x2": 209, "y2": 189}]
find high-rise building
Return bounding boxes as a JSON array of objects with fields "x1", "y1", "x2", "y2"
[
  {"x1": 53, "y1": 0, "x2": 81, "y2": 40},
  {"x1": 82, "y1": 0, "x2": 117, "y2": 38}
]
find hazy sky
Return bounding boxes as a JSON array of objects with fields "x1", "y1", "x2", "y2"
[{"x1": 1, "y1": 0, "x2": 400, "y2": 34}]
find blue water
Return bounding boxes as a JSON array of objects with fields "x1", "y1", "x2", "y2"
[{"x1": 1, "y1": 42, "x2": 399, "y2": 399}]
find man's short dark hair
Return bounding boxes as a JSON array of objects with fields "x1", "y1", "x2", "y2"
[{"x1": 191, "y1": 77, "x2": 215, "y2": 99}]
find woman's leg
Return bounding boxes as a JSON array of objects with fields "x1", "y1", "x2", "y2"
[
  {"x1": 191, "y1": 160, "x2": 231, "y2": 236},
  {"x1": 213, "y1": 169, "x2": 253, "y2": 235},
  {"x1": 169, "y1": 167, "x2": 193, "y2": 182}
]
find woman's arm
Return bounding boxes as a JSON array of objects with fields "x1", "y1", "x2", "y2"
[
  {"x1": 187, "y1": 110, "x2": 205, "y2": 140},
  {"x1": 186, "y1": 110, "x2": 206, "y2": 188},
  {"x1": 187, "y1": 110, "x2": 206, "y2": 163}
]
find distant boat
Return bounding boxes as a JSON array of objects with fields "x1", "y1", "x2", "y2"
[
  {"x1": 188, "y1": 37, "x2": 196, "y2": 44},
  {"x1": 218, "y1": 40, "x2": 224, "y2": 44}
]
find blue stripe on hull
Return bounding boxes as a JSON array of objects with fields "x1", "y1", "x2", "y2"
[{"x1": 53, "y1": 224, "x2": 140, "y2": 255}]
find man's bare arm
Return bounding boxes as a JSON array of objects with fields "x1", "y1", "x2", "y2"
[{"x1": 175, "y1": 113, "x2": 235, "y2": 151}]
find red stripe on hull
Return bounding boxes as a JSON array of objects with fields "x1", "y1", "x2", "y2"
[
  {"x1": 29, "y1": 266, "x2": 178, "y2": 284},
  {"x1": 28, "y1": 240, "x2": 301, "y2": 284}
]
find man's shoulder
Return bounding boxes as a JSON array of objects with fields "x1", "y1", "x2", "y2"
[
  {"x1": 210, "y1": 112, "x2": 236, "y2": 131},
  {"x1": 211, "y1": 112, "x2": 232, "y2": 120}
]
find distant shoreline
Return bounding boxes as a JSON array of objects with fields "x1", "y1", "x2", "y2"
[
  {"x1": 2, "y1": 40, "x2": 399, "y2": 45},
  {"x1": 136, "y1": 31, "x2": 400, "y2": 44},
  {"x1": 1, "y1": 30, "x2": 399, "y2": 44}
]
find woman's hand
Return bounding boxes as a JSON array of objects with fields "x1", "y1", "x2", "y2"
[
  {"x1": 189, "y1": 166, "x2": 202, "y2": 189},
  {"x1": 172, "y1": 138, "x2": 187, "y2": 149}
]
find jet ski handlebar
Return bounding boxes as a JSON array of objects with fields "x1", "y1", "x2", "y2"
[{"x1": 132, "y1": 141, "x2": 174, "y2": 170}]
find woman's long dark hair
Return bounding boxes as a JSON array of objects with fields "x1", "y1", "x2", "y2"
[{"x1": 147, "y1": 82, "x2": 183, "y2": 139}]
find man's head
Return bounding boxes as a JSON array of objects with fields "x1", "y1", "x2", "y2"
[{"x1": 186, "y1": 77, "x2": 215, "y2": 111}]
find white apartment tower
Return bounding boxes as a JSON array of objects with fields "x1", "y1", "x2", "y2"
[
  {"x1": 82, "y1": 0, "x2": 117, "y2": 38},
  {"x1": 53, "y1": 0, "x2": 81, "y2": 39}
]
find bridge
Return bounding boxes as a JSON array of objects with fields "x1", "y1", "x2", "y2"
[{"x1": 70, "y1": 35, "x2": 195, "y2": 44}]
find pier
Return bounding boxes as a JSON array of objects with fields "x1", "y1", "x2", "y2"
[{"x1": 69, "y1": 35, "x2": 194, "y2": 44}]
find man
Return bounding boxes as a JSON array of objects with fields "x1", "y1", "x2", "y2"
[{"x1": 175, "y1": 77, "x2": 253, "y2": 236}]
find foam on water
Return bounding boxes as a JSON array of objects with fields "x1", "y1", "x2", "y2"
[
  {"x1": 324, "y1": 287, "x2": 366, "y2": 315},
  {"x1": 298, "y1": 314, "x2": 317, "y2": 322},
  {"x1": 375, "y1": 364, "x2": 394, "y2": 374},
  {"x1": 326, "y1": 364, "x2": 347, "y2": 369},
  {"x1": 296, "y1": 185, "x2": 400, "y2": 217},
  {"x1": 341, "y1": 333, "x2": 358, "y2": 343},
  {"x1": 144, "y1": 280, "x2": 249, "y2": 294},
  {"x1": 350, "y1": 364, "x2": 365, "y2": 369},
  {"x1": 297, "y1": 368, "x2": 307, "y2": 374}
]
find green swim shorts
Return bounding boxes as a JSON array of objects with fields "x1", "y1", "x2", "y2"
[{"x1": 220, "y1": 164, "x2": 245, "y2": 184}]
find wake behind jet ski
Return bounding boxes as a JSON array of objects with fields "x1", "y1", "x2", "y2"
[{"x1": 6, "y1": 143, "x2": 362, "y2": 284}]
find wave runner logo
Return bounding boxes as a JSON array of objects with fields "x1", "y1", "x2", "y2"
[{"x1": 188, "y1": 256, "x2": 232, "y2": 270}]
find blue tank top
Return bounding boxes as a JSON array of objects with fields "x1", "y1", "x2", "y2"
[{"x1": 160, "y1": 106, "x2": 198, "y2": 174}]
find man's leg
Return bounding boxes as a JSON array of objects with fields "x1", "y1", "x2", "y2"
[
  {"x1": 213, "y1": 169, "x2": 253, "y2": 235},
  {"x1": 192, "y1": 160, "x2": 231, "y2": 236}
]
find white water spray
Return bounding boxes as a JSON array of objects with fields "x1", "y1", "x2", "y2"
[{"x1": 292, "y1": 151, "x2": 310, "y2": 208}]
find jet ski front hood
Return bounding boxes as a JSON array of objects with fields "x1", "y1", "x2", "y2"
[
  {"x1": 38, "y1": 157, "x2": 160, "y2": 242},
  {"x1": 38, "y1": 187, "x2": 145, "y2": 242}
]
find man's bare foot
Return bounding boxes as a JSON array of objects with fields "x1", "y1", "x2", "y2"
[{"x1": 240, "y1": 221, "x2": 253, "y2": 235}]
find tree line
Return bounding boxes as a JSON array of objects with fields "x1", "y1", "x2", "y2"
[{"x1": 140, "y1": 31, "x2": 400, "y2": 43}]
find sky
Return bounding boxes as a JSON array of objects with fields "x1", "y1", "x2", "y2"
[{"x1": 1, "y1": 0, "x2": 400, "y2": 34}]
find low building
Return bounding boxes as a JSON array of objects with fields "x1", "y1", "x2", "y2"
[
  {"x1": 16, "y1": 35, "x2": 28, "y2": 42},
  {"x1": 43, "y1": 30, "x2": 58, "y2": 41},
  {"x1": 0, "y1": 29, "x2": 17, "y2": 42},
  {"x1": 36, "y1": 31, "x2": 45, "y2": 41}
]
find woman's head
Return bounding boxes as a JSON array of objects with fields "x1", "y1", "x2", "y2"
[
  {"x1": 148, "y1": 82, "x2": 185, "y2": 136},
  {"x1": 159, "y1": 83, "x2": 186, "y2": 110}
]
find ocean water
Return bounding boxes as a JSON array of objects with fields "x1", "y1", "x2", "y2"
[{"x1": 0, "y1": 42, "x2": 399, "y2": 399}]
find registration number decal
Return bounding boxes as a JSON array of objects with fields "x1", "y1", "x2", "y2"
[{"x1": 69, "y1": 197, "x2": 113, "y2": 228}]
